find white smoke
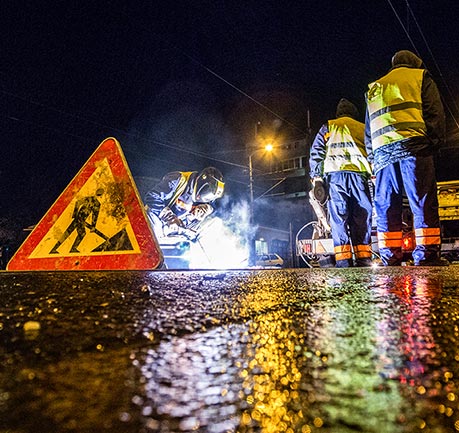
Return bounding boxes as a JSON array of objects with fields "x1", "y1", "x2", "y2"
[{"x1": 188, "y1": 200, "x2": 254, "y2": 269}]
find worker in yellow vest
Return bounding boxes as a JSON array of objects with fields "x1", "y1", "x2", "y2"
[
  {"x1": 145, "y1": 167, "x2": 225, "y2": 239},
  {"x1": 310, "y1": 98, "x2": 373, "y2": 267},
  {"x1": 365, "y1": 50, "x2": 446, "y2": 266}
]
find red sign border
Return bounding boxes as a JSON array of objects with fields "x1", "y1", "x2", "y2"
[{"x1": 7, "y1": 137, "x2": 163, "y2": 271}]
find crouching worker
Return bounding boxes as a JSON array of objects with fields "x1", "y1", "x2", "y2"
[
  {"x1": 309, "y1": 98, "x2": 373, "y2": 267},
  {"x1": 144, "y1": 167, "x2": 225, "y2": 240}
]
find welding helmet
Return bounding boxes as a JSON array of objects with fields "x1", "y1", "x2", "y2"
[{"x1": 193, "y1": 167, "x2": 225, "y2": 203}]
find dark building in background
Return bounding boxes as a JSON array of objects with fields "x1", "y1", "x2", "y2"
[{"x1": 250, "y1": 136, "x2": 316, "y2": 267}]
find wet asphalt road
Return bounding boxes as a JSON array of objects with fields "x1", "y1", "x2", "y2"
[{"x1": 0, "y1": 266, "x2": 459, "y2": 433}]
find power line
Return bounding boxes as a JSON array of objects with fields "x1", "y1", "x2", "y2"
[
  {"x1": 4, "y1": 5, "x2": 310, "y2": 176},
  {"x1": 386, "y1": 0, "x2": 419, "y2": 54},
  {"x1": 386, "y1": 0, "x2": 459, "y2": 130},
  {"x1": 117, "y1": 7, "x2": 309, "y2": 137},
  {"x1": 172, "y1": 46, "x2": 309, "y2": 136},
  {"x1": 1, "y1": 88, "x2": 248, "y2": 170},
  {"x1": 1, "y1": 111, "x2": 252, "y2": 192},
  {"x1": 403, "y1": 0, "x2": 459, "y2": 126}
]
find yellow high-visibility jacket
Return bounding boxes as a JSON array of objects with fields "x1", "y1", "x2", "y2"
[
  {"x1": 323, "y1": 117, "x2": 371, "y2": 174},
  {"x1": 366, "y1": 67, "x2": 426, "y2": 152}
]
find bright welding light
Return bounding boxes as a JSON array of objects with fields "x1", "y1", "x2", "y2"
[{"x1": 188, "y1": 217, "x2": 248, "y2": 269}]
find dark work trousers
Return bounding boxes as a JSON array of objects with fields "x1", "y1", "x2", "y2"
[
  {"x1": 327, "y1": 171, "x2": 373, "y2": 267},
  {"x1": 374, "y1": 155, "x2": 441, "y2": 266}
]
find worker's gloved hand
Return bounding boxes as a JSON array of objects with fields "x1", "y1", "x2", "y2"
[
  {"x1": 159, "y1": 207, "x2": 185, "y2": 228},
  {"x1": 190, "y1": 204, "x2": 213, "y2": 221}
]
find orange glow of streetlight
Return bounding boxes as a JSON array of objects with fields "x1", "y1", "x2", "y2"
[{"x1": 264, "y1": 143, "x2": 274, "y2": 152}]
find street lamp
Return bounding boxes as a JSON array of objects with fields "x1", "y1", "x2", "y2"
[
  {"x1": 248, "y1": 143, "x2": 274, "y2": 265},
  {"x1": 248, "y1": 143, "x2": 274, "y2": 206}
]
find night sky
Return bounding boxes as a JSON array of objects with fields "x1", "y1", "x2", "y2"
[{"x1": 2, "y1": 1, "x2": 459, "y2": 225}]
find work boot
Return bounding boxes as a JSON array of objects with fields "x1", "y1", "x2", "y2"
[{"x1": 379, "y1": 247, "x2": 403, "y2": 266}]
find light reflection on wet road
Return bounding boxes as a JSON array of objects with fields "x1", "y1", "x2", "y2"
[{"x1": 0, "y1": 267, "x2": 459, "y2": 432}]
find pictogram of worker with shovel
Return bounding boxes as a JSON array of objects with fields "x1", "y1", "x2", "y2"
[{"x1": 50, "y1": 188, "x2": 106, "y2": 254}]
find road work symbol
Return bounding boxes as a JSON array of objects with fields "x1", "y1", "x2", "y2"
[
  {"x1": 50, "y1": 188, "x2": 107, "y2": 254},
  {"x1": 48, "y1": 188, "x2": 133, "y2": 255},
  {"x1": 7, "y1": 137, "x2": 163, "y2": 271}
]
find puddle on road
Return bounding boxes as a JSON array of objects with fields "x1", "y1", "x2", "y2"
[{"x1": 0, "y1": 268, "x2": 459, "y2": 432}]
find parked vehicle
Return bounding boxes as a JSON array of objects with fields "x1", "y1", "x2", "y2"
[{"x1": 256, "y1": 253, "x2": 284, "y2": 268}]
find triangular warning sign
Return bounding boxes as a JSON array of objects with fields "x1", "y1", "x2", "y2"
[{"x1": 7, "y1": 137, "x2": 163, "y2": 271}]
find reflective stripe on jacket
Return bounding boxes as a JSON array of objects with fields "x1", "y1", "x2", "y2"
[
  {"x1": 167, "y1": 172, "x2": 194, "y2": 208},
  {"x1": 144, "y1": 171, "x2": 194, "y2": 216},
  {"x1": 323, "y1": 117, "x2": 371, "y2": 174},
  {"x1": 367, "y1": 67, "x2": 426, "y2": 151}
]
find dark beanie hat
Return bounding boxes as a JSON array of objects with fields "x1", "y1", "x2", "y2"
[
  {"x1": 391, "y1": 50, "x2": 423, "y2": 68},
  {"x1": 336, "y1": 98, "x2": 359, "y2": 119}
]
